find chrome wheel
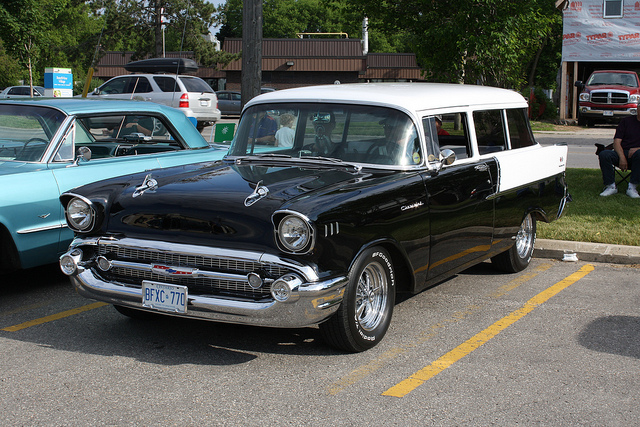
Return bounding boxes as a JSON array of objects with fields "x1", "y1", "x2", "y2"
[
  {"x1": 319, "y1": 246, "x2": 395, "y2": 352},
  {"x1": 355, "y1": 261, "x2": 389, "y2": 332},
  {"x1": 515, "y1": 214, "x2": 535, "y2": 259}
]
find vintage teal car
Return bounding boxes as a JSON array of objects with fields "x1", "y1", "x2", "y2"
[{"x1": 0, "y1": 98, "x2": 227, "y2": 272}]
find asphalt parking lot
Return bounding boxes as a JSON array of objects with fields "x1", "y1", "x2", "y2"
[
  {"x1": 2, "y1": 123, "x2": 638, "y2": 425},
  {"x1": 1, "y1": 258, "x2": 638, "y2": 425}
]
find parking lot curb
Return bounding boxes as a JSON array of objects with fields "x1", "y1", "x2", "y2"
[{"x1": 535, "y1": 238, "x2": 640, "y2": 265}]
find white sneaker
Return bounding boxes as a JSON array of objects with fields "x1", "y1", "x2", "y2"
[
  {"x1": 600, "y1": 184, "x2": 618, "y2": 197},
  {"x1": 627, "y1": 185, "x2": 640, "y2": 199}
]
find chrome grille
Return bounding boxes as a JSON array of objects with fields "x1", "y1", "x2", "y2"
[
  {"x1": 97, "y1": 244, "x2": 290, "y2": 299},
  {"x1": 590, "y1": 91, "x2": 629, "y2": 105}
]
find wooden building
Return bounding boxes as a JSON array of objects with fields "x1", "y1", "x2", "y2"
[{"x1": 93, "y1": 37, "x2": 424, "y2": 91}]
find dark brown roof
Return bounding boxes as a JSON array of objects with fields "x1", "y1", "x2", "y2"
[{"x1": 223, "y1": 38, "x2": 364, "y2": 57}]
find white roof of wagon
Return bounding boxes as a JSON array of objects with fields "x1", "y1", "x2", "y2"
[{"x1": 245, "y1": 82, "x2": 527, "y2": 113}]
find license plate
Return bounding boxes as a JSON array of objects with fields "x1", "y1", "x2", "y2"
[
  {"x1": 200, "y1": 100, "x2": 209, "y2": 107},
  {"x1": 603, "y1": 111, "x2": 614, "y2": 116},
  {"x1": 142, "y1": 281, "x2": 187, "y2": 313}
]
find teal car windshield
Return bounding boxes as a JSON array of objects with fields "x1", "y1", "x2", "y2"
[{"x1": 0, "y1": 104, "x2": 66, "y2": 161}]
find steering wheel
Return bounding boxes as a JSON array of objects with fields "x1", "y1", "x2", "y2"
[
  {"x1": 23, "y1": 137, "x2": 48, "y2": 148},
  {"x1": 16, "y1": 137, "x2": 48, "y2": 161},
  {"x1": 366, "y1": 139, "x2": 393, "y2": 163}
]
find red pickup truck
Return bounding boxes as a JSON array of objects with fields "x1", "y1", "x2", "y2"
[{"x1": 575, "y1": 70, "x2": 640, "y2": 126}]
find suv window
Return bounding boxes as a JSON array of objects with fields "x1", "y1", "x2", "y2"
[
  {"x1": 179, "y1": 76, "x2": 214, "y2": 93},
  {"x1": 506, "y1": 108, "x2": 535, "y2": 149},
  {"x1": 100, "y1": 76, "x2": 152, "y2": 95},
  {"x1": 153, "y1": 76, "x2": 180, "y2": 92},
  {"x1": 474, "y1": 110, "x2": 506, "y2": 154}
]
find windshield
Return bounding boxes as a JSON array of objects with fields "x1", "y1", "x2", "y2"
[
  {"x1": 228, "y1": 103, "x2": 422, "y2": 167},
  {"x1": 587, "y1": 72, "x2": 638, "y2": 87},
  {"x1": 0, "y1": 104, "x2": 66, "y2": 162}
]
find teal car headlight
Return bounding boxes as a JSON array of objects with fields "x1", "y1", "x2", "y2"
[{"x1": 66, "y1": 196, "x2": 95, "y2": 232}]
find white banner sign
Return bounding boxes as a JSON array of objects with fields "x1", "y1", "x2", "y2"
[{"x1": 562, "y1": 0, "x2": 640, "y2": 62}]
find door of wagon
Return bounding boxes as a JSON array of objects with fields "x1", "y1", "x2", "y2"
[{"x1": 422, "y1": 114, "x2": 497, "y2": 281}]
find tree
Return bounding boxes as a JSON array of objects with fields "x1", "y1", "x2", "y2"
[
  {"x1": 0, "y1": 0, "x2": 105, "y2": 88},
  {"x1": 89, "y1": 0, "x2": 237, "y2": 68},
  {"x1": 0, "y1": 39, "x2": 21, "y2": 87},
  {"x1": 216, "y1": 0, "x2": 409, "y2": 53},
  {"x1": 351, "y1": 0, "x2": 562, "y2": 90}
]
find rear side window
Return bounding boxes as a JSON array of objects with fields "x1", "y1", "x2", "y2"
[
  {"x1": 473, "y1": 110, "x2": 506, "y2": 154},
  {"x1": 179, "y1": 77, "x2": 214, "y2": 93},
  {"x1": 506, "y1": 108, "x2": 535, "y2": 149},
  {"x1": 153, "y1": 76, "x2": 180, "y2": 92},
  {"x1": 129, "y1": 76, "x2": 152, "y2": 94}
]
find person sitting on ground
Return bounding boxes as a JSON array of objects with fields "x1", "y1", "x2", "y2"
[
  {"x1": 598, "y1": 110, "x2": 640, "y2": 198},
  {"x1": 275, "y1": 113, "x2": 296, "y2": 147}
]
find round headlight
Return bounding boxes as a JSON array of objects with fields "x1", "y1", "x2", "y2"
[
  {"x1": 66, "y1": 197, "x2": 94, "y2": 231},
  {"x1": 277, "y1": 214, "x2": 311, "y2": 253}
]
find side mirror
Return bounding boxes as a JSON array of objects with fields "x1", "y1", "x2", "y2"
[
  {"x1": 574, "y1": 81, "x2": 585, "y2": 91},
  {"x1": 439, "y1": 148, "x2": 456, "y2": 165},
  {"x1": 72, "y1": 146, "x2": 92, "y2": 166},
  {"x1": 432, "y1": 148, "x2": 456, "y2": 174},
  {"x1": 92, "y1": 88, "x2": 101, "y2": 96}
]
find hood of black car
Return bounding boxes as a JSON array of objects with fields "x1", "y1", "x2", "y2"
[{"x1": 103, "y1": 161, "x2": 364, "y2": 249}]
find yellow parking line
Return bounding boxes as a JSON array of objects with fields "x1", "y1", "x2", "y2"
[
  {"x1": 327, "y1": 263, "x2": 553, "y2": 395},
  {"x1": 1, "y1": 302, "x2": 108, "y2": 332},
  {"x1": 382, "y1": 264, "x2": 595, "y2": 398}
]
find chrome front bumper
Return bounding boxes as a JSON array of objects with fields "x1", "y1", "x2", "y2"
[
  {"x1": 61, "y1": 237, "x2": 348, "y2": 328},
  {"x1": 579, "y1": 107, "x2": 636, "y2": 118}
]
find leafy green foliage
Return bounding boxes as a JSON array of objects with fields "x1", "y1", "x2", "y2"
[
  {"x1": 216, "y1": 0, "x2": 409, "y2": 53},
  {"x1": 350, "y1": 0, "x2": 562, "y2": 89}
]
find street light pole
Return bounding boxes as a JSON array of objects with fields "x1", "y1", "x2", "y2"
[{"x1": 241, "y1": 0, "x2": 262, "y2": 107}]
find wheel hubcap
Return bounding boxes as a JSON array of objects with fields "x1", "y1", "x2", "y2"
[{"x1": 355, "y1": 261, "x2": 388, "y2": 331}]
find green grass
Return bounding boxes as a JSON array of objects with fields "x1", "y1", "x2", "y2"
[{"x1": 537, "y1": 168, "x2": 639, "y2": 246}]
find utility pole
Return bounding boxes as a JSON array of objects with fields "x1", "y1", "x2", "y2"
[{"x1": 241, "y1": 0, "x2": 262, "y2": 107}]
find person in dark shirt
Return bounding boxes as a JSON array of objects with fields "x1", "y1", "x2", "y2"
[
  {"x1": 598, "y1": 112, "x2": 640, "y2": 198},
  {"x1": 248, "y1": 111, "x2": 277, "y2": 145}
]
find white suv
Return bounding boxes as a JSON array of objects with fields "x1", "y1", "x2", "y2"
[{"x1": 89, "y1": 74, "x2": 221, "y2": 131}]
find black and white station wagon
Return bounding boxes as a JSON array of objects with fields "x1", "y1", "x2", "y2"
[{"x1": 60, "y1": 83, "x2": 569, "y2": 352}]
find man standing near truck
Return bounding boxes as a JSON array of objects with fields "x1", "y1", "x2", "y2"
[{"x1": 598, "y1": 109, "x2": 640, "y2": 198}]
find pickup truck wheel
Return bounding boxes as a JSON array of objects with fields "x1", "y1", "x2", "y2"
[
  {"x1": 492, "y1": 213, "x2": 536, "y2": 273},
  {"x1": 320, "y1": 246, "x2": 395, "y2": 352}
]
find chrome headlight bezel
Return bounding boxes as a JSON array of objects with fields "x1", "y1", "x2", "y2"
[
  {"x1": 65, "y1": 195, "x2": 96, "y2": 232},
  {"x1": 579, "y1": 92, "x2": 590, "y2": 102},
  {"x1": 273, "y1": 211, "x2": 315, "y2": 254}
]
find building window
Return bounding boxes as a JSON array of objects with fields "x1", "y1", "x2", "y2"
[{"x1": 604, "y1": 0, "x2": 623, "y2": 18}]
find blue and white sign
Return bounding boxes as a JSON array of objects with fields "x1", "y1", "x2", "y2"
[{"x1": 44, "y1": 67, "x2": 73, "y2": 97}]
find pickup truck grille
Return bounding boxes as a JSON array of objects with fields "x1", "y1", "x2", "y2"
[
  {"x1": 590, "y1": 91, "x2": 629, "y2": 105},
  {"x1": 96, "y1": 244, "x2": 289, "y2": 299}
]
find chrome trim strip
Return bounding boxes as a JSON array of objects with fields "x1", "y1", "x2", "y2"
[{"x1": 17, "y1": 222, "x2": 67, "y2": 234}]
